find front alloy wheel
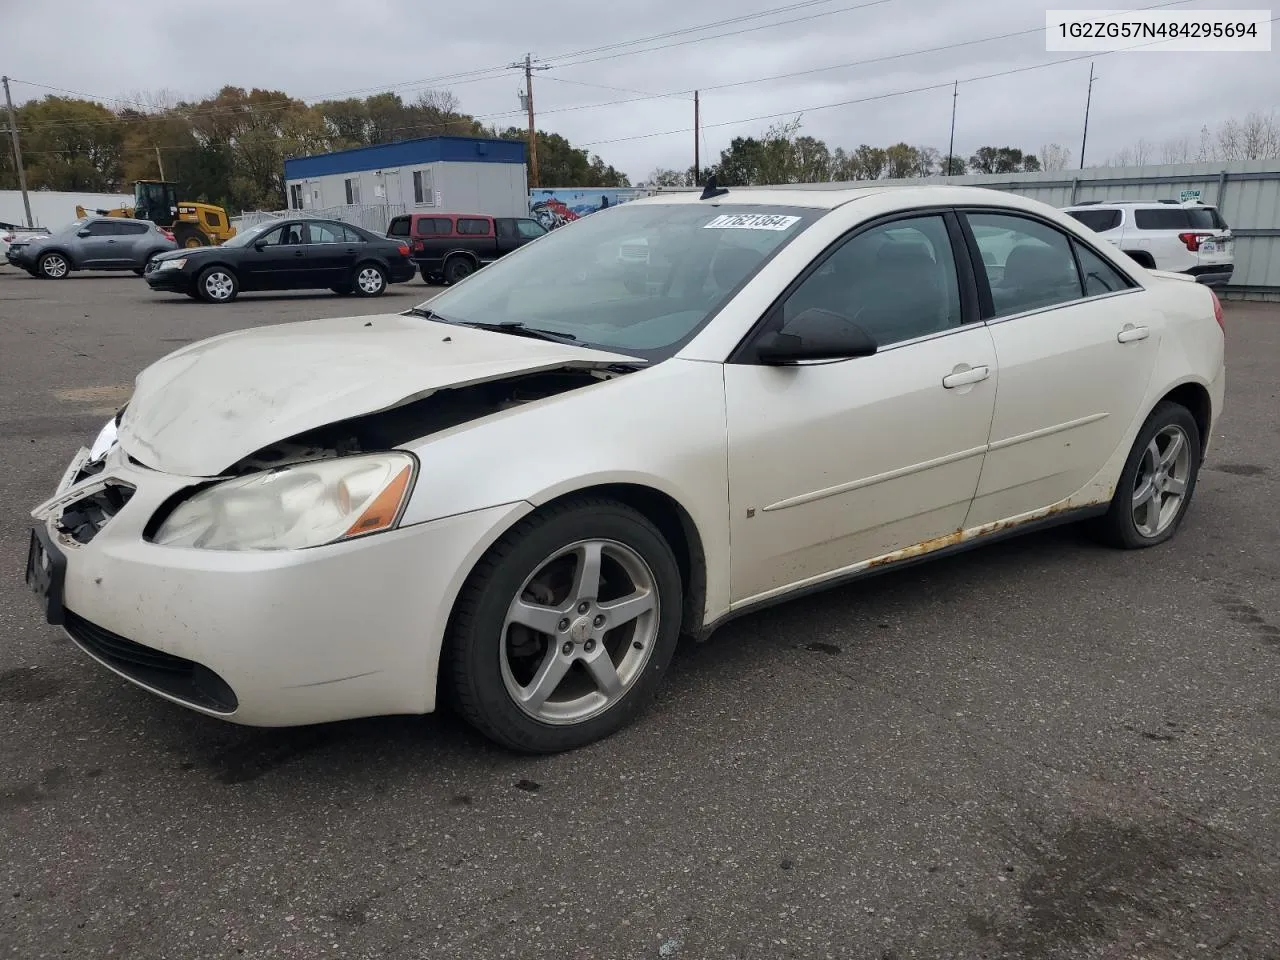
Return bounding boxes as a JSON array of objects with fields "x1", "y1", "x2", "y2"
[
  {"x1": 39, "y1": 253, "x2": 69, "y2": 279},
  {"x1": 198, "y1": 267, "x2": 238, "y2": 303},
  {"x1": 445, "y1": 498, "x2": 683, "y2": 753}
]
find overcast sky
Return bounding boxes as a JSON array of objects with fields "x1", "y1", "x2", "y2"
[{"x1": 3, "y1": 0, "x2": 1276, "y2": 182}]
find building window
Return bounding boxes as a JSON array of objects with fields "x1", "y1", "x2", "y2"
[
  {"x1": 412, "y1": 169, "x2": 434, "y2": 206},
  {"x1": 289, "y1": 184, "x2": 303, "y2": 210},
  {"x1": 344, "y1": 178, "x2": 360, "y2": 205}
]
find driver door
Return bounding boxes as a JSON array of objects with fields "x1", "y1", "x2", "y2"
[
  {"x1": 723, "y1": 211, "x2": 999, "y2": 604},
  {"x1": 241, "y1": 223, "x2": 308, "y2": 289}
]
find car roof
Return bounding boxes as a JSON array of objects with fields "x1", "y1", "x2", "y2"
[
  {"x1": 1064, "y1": 200, "x2": 1217, "y2": 209},
  {"x1": 630, "y1": 183, "x2": 1059, "y2": 213}
]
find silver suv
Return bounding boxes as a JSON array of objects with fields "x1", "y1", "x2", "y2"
[
  {"x1": 6, "y1": 216, "x2": 178, "y2": 279},
  {"x1": 1061, "y1": 200, "x2": 1234, "y2": 286}
]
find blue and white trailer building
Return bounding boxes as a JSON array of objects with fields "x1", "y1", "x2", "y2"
[{"x1": 283, "y1": 136, "x2": 529, "y2": 219}]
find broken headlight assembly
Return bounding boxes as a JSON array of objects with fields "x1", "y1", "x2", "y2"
[{"x1": 151, "y1": 452, "x2": 417, "y2": 551}]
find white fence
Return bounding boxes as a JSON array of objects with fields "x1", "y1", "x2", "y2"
[{"x1": 231, "y1": 202, "x2": 407, "y2": 237}]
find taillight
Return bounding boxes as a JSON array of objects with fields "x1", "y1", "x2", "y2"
[
  {"x1": 1210, "y1": 289, "x2": 1225, "y2": 333},
  {"x1": 1, "y1": 234, "x2": 11, "y2": 243},
  {"x1": 411, "y1": 239, "x2": 424, "y2": 252},
  {"x1": 1178, "y1": 231, "x2": 1212, "y2": 251},
  {"x1": 397, "y1": 243, "x2": 410, "y2": 256}
]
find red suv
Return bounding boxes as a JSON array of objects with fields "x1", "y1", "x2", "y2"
[{"x1": 387, "y1": 213, "x2": 547, "y2": 284}]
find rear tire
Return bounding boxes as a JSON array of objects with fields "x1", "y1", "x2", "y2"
[
  {"x1": 444, "y1": 255, "x2": 474, "y2": 284},
  {"x1": 1088, "y1": 401, "x2": 1201, "y2": 549},
  {"x1": 351, "y1": 263, "x2": 387, "y2": 297},
  {"x1": 196, "y1": 266, "x2": 238, "y2": 303},
  {"x1": 443, "y1": 497, "x2": 683, "y2": 754}
]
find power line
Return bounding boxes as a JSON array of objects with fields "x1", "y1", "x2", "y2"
[
  {"x1": 7, "y1": 0, "x2": 894, "y2": 132},
  {"x1": 576, "y1": 21, "x2": 1280, "y2": 149}
]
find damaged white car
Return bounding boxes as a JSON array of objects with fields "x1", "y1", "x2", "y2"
[{"x1": 26, "y1": 183, "x2": 1226, "y2": 753}]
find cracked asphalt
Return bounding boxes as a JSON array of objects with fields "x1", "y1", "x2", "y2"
[{"x1": 2, "y1": 271, "x2": 1279, "y2": 960}]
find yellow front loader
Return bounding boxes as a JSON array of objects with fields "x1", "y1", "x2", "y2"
[{"x1": 76, "y1": 181, "x2": 235, "y2": 247}]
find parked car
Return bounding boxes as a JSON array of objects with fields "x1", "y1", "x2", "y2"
[
  {"x1": 26, "y1": 184, "x2": 1224, "y2": 754},
  {"x1": 1, "y1": 221, "x2": 51, "y2": 264},
  {"x1": 387, "y1": 212, "x2": 547, "y2": 284},
  {"x1": 1061, "y1": 200, "x2": 1234, "y2": 286},
  {"x1": 143, "y1": 217, "x2": 416, "y2": 303},
  {"x1": 7, "y1": 216, "x2": 177, "y2": 278}
]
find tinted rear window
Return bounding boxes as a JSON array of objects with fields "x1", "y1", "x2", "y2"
[
  {"x1": 456, "y1": 218, "x2": 491, "y2": 236},
  {"x1": 1133, "y1": 207, "x2": 1227, "y2": 230},
  {"x1": 388, "y1": 217, "x2": 410, "y2": 237},
  {"x1": 415, "y1": 217, "x2": 452, "y2": 236},
  {"x1": 1067, "y1": 209, "x2": 1121, "y2": 232}
]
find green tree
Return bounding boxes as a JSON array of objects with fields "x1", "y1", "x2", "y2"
[{"x1": 16, "y1": 96, "x2": 125, "y2": 192}]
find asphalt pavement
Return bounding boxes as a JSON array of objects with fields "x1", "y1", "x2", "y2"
[{"x1": 2, "y1": 271, "x2": 1279, "y2": 960}]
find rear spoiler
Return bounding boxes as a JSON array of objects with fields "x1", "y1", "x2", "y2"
[{"x1": 1147, "y1": 269, "x2": 1198, "y2": 283}]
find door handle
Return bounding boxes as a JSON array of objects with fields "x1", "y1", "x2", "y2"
[
  {"x1": 942, "y1": 364, "x2": 990, "y2": 389},
  {"x1": 294, "y1": 250, "x2": 305, "y2": 257},
  {"x1": 1117, "y1": 324, "x2": 1149, "y2": 343}
]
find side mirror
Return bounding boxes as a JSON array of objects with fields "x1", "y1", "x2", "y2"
[
  {"x1": 77, "y1": 229, "x2": 91, "y2": 237},
  {"x1": 754, "y1": 308, "x2": 878, "y2": 364},
  {"x1": 253, "y1": 240, "x2": 267, "y2": 251}
]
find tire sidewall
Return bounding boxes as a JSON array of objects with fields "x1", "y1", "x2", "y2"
[
  {"x1": 353, "y1": 263, "x2": 386, "y2": 297},
  {"x1": 448, "y1": 502, "x2": 683, "y2": 753},
  {"x1": 197, "y1": 266, "x2": 237, "y2": 303},
  {"x1": 39, "y1": 253, "x2": 68, "y2": 279},
  {"x1": 445, "y1": 257, "x2": 473, "y2": 284},
  {"x1": 1108, "y1": 401, "x2": 1202, "y2": 548}
]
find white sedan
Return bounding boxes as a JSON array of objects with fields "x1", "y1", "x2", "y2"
[{"x1": 25, "y1": 184, "x2": 1225, "y2": 753}]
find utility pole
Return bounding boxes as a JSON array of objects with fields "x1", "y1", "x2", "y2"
[
  {"x1": 693, "y1": 91, "x2": 700, "y2": 185},
  {"x1": 2, "y1": 75, "x2": 34, "y2": 228},
  {"x1": 1080, "y1": 62, "x2": 1097, "y2": 170},
  {"x1": 154, "y1": 144, "x2": 166, "y2": 181},
  {"x1": 512, "y1": 54, "x2": 550, "y2": 188},
  {"x1": 945, "y1": 80, "x2": 958, "y2": 178}
]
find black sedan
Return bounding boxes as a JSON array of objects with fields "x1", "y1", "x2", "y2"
[{"x1": 144, "y1": 218, "x2": 416, "y2": 303}]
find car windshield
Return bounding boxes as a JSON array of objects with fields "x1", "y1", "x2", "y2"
[
  {"x1": 221, "y1": 221, "x2": 275, "y2": 247},
  {"x1": 413, "y1": 202, "x2": 822, "y2": 360}
]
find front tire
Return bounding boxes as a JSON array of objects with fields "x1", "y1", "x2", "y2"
[
  {"x1": 38, "y1": 253, "x2": 69, "y2": 279},
  {"x1": 1090, "y1": 401, "x2": 1201, "y2": 549},
  {"x1": 352, "y1": 263, "x2": 387, "y2": 297},
  {"x1": 444, "y1": 497, "x2": 684, "y2": 753},
  {"x1": 197, "y1": 266, "x2": 238, "y2": 303}
]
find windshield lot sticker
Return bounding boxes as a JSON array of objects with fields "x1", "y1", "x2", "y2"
[{"x1": 703, "y1": 214, "x2": 801, "y2": 231}]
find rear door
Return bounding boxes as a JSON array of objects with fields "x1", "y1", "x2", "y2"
[
  {"x1": 116, "y1": 221, "x2": 153, "y2": 267},
  {"x1": 302, "y1": 221, "x2": 356, "y2": 287},
  {"x1": 960, "y1": 209, "x2": 1163, "y2": 527}
]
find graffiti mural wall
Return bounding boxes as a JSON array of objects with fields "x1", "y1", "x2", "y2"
[{"x1": 528, "y1": 188, "x2": 646, "y2": 230}]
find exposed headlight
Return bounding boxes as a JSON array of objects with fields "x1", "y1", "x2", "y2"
[
  {"x1": 153, "y1": 453, "x2": 417, "y2": 551},
  {"x1": 89, "y1": 416, "x2": 119, "y2": 460},
  {"x1": 158, "y1": 258, "x2": 186, "y2": 270}
]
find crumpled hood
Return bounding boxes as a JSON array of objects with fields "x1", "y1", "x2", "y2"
[{"x1": 117, "y1": 312, "x2": 640, "y2": 477}]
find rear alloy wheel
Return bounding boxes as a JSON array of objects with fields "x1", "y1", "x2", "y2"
[
  {"x1": 445, "y1": 498, "x2": 683, "y2": 753},
  {"x1": 197, "y1": 266, "x2": 238, "y2": 304},
  {"x1": 38, "y1": 253, "x2": 69, "y2": 279},
  {"x1": 1090, "y1": 401, "x2": 1201, "y2": 549},
  {"x1": 353, "y1": 263, "x2": 387, "y2": 297}
]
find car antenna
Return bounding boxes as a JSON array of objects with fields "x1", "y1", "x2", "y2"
[{"x1": 700, "y1": 175, "x2": 729, "y2": 200}]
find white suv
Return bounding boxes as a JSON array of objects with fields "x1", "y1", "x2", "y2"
[{"x1": 1062, "y1": 200, "x2": 1234, "y2": 286}]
